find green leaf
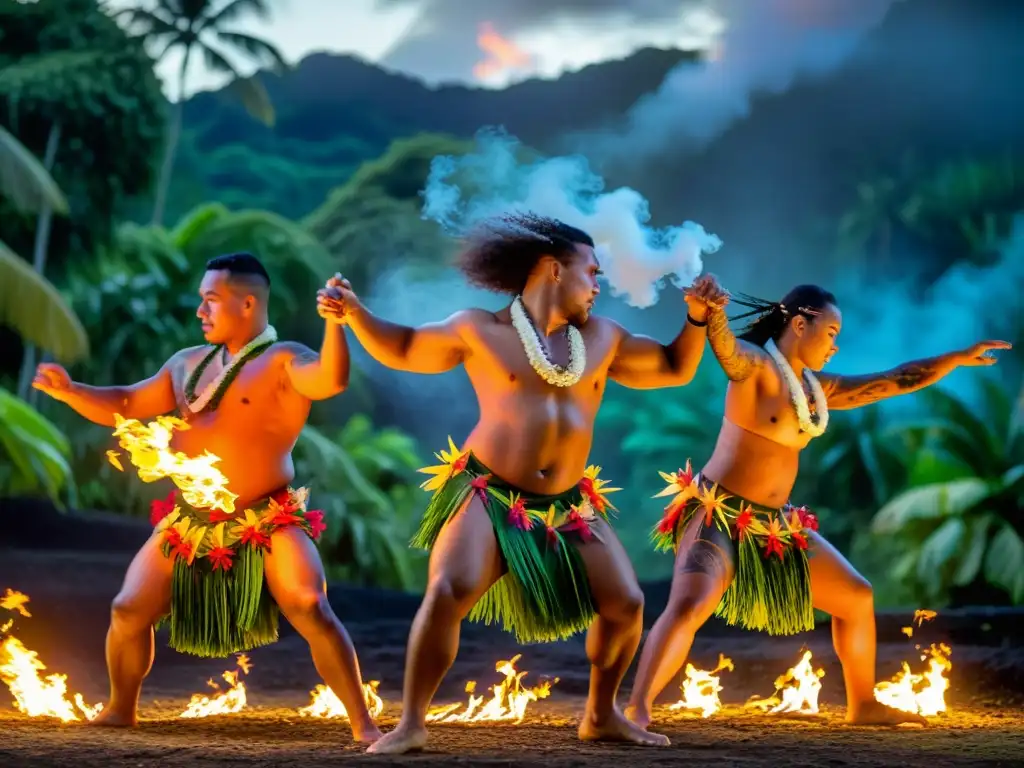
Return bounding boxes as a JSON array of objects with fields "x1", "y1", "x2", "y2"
[
  {"x1": 0, "y1": 123, "x2": 68, "y2": 215},
  {"x1": 871, "y1": 477, "x2": 991, "y2": 534},
  {"x1": 0, "y1": 238, "x2": 90, "y2": 363},
  {"x1": 983, "y1": 523, "x2": 1024, "y2": 603},
  {"x1": 0, "y1": 386, "x2": 74, "y2": 504},
  {"x1": 952, "y1": 513, "x2": 994, "y2": 586},
  {"x1": 916, "y1": 517, "x2": 965, "y2": 583}
]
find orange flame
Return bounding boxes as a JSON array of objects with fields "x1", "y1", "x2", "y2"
[
  {"x1": 667, "y1": 653, "x2": 733, "y2": 718},
  {"x1": 178, "y1": 654, "x2": 251, "y2": 718},
  {"x1": 298, "y1": 680, "x2": 384, "y2": 719},
  {"x1": 473, "y1": 22, "x2": 532, "y2": 81},
  {"x1": 746, "y1": 649, "x2": 825, "y2": 714},
  {"x1": 874, "y1": 610, "x2": 951, "y2": 717},
  {"x1": 0, "y1": 590, "x2": 103, "y2": 721},
  {"x1": 427, "y1": 655, "x2": 556, "y2": 723}
]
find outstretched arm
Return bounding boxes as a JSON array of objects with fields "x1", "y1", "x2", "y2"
[
  {"x1": 32, "y1": 354, "x2": 183, "y2": 427},
  {"x1": 608, "y1": 316, "x2": 707, "y2": 389},
  {"x1": 818, "y1": 340, "x2": 1012, "y2": 410},
  {"x1": 282, "y1": 319, "x2": 350, "y2": 400},
  {"x1": 345, "y1": 306, "x2": 471, "y2": 374},
  {"x1": 706, "y1": 306, "x2": 768, "y2": 381}
]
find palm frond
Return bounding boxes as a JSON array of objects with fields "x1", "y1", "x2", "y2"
[
  {"x1": 0, "y1": 386, "x2": 74, "y2": 505},
  {"x1": 214, "y1": 30, "x2": 288, "y2": 72},
  {"x1": 0, "y1": 239, "x2": 89, "y2": 363},
  {"x1": 0, "y1": 124, "x2": 68, "y2": 216},
  {"x1": 204, "y1": 0, "x2": 272, "y2": 26},
  {"x1": 226, "y1": 75, "x2": 274, "y2": 125}
]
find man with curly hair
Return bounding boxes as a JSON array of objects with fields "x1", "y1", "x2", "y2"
[{"x1": 317, "y1": 212, "x2": 726, "y2": 753}]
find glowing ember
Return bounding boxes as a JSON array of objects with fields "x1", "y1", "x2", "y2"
[
  {"x1": 667, "y1": 653, "x2": 734, "y2": 718},
  {"x1": 0, "y1": 590, "x2": 103, "y2": 722},
  {"x1": 874, "y1": 610, "x2": 951, "y2": 717},
  {"x1": 298, "y1": 680, "x2": 384, "y2": 719},
  {"x1": 108, "y1": 414, "x2": 236, "y2": 515},
  {"x1": 746, "y1": 649, "x2": 825, "y2": 714},
  {"x1": 473, "y1": 22, "x2": 532, "y2": 82},
  {"x1": 426, "y1": 655, "x2": 556, "y2": 723},
  {"x1": 179, "y1": 654, "x2": 251, "y2": 718}
]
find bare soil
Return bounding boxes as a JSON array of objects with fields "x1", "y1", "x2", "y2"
[{"x1": 2, "y1": 508, "x2": 1022, "y2": 767}]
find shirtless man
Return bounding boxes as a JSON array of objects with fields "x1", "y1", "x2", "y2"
[
  {"x1": 624, "y1": 282, "x2": 1012, "y2": 728},
  {"x1": 32, "y1": 252, "x2": 382, "y2": 741},
  {"x1": 317, "y1": 212, "x2": 726, "y2": 753}
]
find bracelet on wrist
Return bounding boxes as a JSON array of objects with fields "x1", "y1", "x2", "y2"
[{"x1": 687, "y1": 313, "x2": 708, "y2": 327}]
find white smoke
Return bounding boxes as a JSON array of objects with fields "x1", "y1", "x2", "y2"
[
  {"x1": 582, "y1": 0, "x2": 902, "y2": 161},
  {"x1": 421, "y1": 129, "x2": 723, "y2": 308}
]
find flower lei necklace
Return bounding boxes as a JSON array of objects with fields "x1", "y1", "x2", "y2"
[
  {"x1": 184, "y1": 325, "x2": 278, "y2": 414},
  {"x1": 510, "y1": 296, "x2": 586, "y2": 387},
  {"x1": 764, "y1": 339, "x2": 829, "y2": 436}
]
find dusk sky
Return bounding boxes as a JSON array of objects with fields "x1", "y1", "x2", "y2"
[{"x1": 109, "y1": 0, "x2": 724, "y2": 97}]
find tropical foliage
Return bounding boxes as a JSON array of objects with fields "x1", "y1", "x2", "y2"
[{"x1": 0, "y1": 387, "x2": 75, "y2": 504}]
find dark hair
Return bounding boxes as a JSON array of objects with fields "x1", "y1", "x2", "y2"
[
  {"x1": 456, "y1": 211, "x2": 594, "y2": 295},
  {"x1": 731, "y1": 284, "x2": 837, "y2": 347},
  {"x1": 205, "y1": 252, "x2": 271, "y2": 287}
]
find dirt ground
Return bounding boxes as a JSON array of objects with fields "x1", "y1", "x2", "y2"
[{"x1": 3, "y1": 528, "x2": 1023, "y2": 767}]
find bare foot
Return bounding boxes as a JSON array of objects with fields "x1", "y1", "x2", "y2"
[
  {"x1": 847, "y1": 701, "x2": 928, "y2": 726},
  {"x1": 623, "y1": 702, "x2": 652, "y2": 730},
  {"x1": 352, "y1": 723, "x2": 384, "y2": 744},
  {"x1": 579, "y1": 709, "x2": 670, "y2": 746},
  {"x1": 365, "y1": 723, "x2": 428, "y2": 754},
  {"x1": 85, "y1": 707, "x2": 137, "y2": 727}
]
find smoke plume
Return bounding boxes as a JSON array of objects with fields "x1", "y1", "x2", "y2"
[{"x1": 421, "y1": 128, "x2": 723, "y2": 308}]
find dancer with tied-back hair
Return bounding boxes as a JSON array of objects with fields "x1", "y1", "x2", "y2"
[
  {"x1": 317, "y1": 212, "x2": 728, "y2": 753},
  {"x1": 625, "y1": 283, "x2": 1011, "y2": 728}
]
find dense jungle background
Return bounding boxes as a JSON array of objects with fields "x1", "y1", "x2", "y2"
[{"x1": 2, "y1": 0, "x2": 1022, "y2": 616}]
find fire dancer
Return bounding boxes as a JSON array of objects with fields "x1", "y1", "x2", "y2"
[
  {"x1": 317, "y1": 212, "x2": 727, "y2": 753},
  {"x1": 32, "y1": 253, "x2": 382, "y2": 741},
  {"x1": 625, "y1": 283, "x2": 1011, "y2": 728}
]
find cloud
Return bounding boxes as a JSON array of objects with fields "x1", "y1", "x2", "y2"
[{"x1": 375, "y1": 0, "x2": 716, "y2": 86}]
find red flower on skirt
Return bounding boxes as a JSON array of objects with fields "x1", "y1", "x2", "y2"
[
  {"x1": 208, "y1": 546, "x2": 234, "y2": 571},
  {"x1": 562, "y1": 506, "x2": 593, "y2": 543},
  {"x1": 735, "y1": 505, "x2": 754, "y2": 541},
  {"x1": 150, "y1": 490, "x2": 177, "y2": 525},
  {"x1": 240, "y1": 526, "x2": 271, "y2": 550},
  {"x1": 507, "y1": 496, "x2": 533, "y2": 531},
  {"x1": 207, "y1": 509, "x2": 234, "y2": 523},
  {"x1": 305, "y1": 510, "x2": 327, "y2": 540},
  {"x1": 470, "y1": 474, "x2": 491, "y2": 504},
  {"x1": 657, "y1": 500, "x2": 685, "y2": 536}
]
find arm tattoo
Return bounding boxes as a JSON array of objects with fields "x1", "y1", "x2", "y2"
[
  {"x1": 823, "y1": 360, "x2": 942, "y2": 408},
  {"x1": 707, "y1": 308, "x2": 762, "y2": 381}
]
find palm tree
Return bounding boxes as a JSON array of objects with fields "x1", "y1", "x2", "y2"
[{"x1": 116, "y1": 0, "x2": 289, "y2": 225}]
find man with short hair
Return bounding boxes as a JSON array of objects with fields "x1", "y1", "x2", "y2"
[{"x1": 34, "y1": 252, "x2": 382, "y2": 741}]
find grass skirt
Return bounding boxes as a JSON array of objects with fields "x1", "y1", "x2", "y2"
[
  {"x1": 412, "y1": 448, "x2": 619, "y2": 644},
  {"x1": 151, "y1": 486, "x2": 326, "y2": 658},
  {"x1": 652, "y1": 463, "x2": 820, "y2": 636}
]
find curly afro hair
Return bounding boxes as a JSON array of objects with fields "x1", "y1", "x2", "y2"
[{"x1": 456, "y1": 211, "x2": 594, "y2": 295}]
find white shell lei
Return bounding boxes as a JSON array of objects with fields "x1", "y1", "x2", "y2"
[
  {"x1": 510, "y1": 296, "x2": 586, "y2": 387},
  {"x1": 764, "y1": 338, "x2": 829, "y2": 437},
  {"x1": 186, "y1": 325, "x2": 279, "y2": 413}
]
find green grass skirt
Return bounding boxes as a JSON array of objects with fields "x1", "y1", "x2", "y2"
[
  {"x1": 651, "y1": 475, "x2": 816, "y2": 636},
  {"x1": 411, "y1": 453, "x2": 608, "y2": 644},
  {"x1": 153, "y1": 486, "x2": 320, "y2": 658}
]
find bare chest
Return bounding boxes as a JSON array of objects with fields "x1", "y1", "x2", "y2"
[
  {"x1": 753, "y1": 373, "x2": 826, "y2": 447},
  {"x1": 171, "y1": 348, "x2": 295, "y2": 426},
  {"x1": 467, "y1": 324, "x2": 614, "y2": 401}
]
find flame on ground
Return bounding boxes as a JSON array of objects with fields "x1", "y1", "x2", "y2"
[
  {"x1": 108, "y1": 414, "x2": 236, "y2": 514},
  {"x1": 426, "y1": 655, "x2": 556, "y2": 724},
  {"x1": 746, "y1": 649, "x2": 825, "y2": 714},
  {"x1": 473, "y1": 22, "x2": 532, "y2": 82},
  {"x1": 298, "y1": 680, "x2": 384, "y2": 719},
  {"x1": 874, "y1": 609, "x2": 951, "y2": 717},
  {"x1": 0, "y1": 590, "x2": 103, "y2": 722},
  {"x1": 667, "y1": 653, "x2": 734, "y2": 718},
  {"x1": 178, "y1": 654, "x2": 251, "y2": 718}
]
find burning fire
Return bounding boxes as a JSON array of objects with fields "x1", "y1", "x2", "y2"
[
  {"x1": 426, "y1": 655, "x2": 556, "y2": 723},
  {"x1": 179, "y1": 654, "x2": 251, "y2": 718},
  {"x1": 873, "y1": 609, "x2": 951, "y2": 717},
  {"x1": 746, "y1": 649, "x2": 825, "y2": 715},
  {"x1": 108, "y1": 414, "x2": 237, "y2": 515},
  {"x1": 667, "y1": 653, "x2": 734, "y2": 718},
  {"x1": 298, "y1": 680, "x2": 384, "y2": 719},
  {"x1": 473, "y1": 22, "x2": 532, "y2": 82},
  {"x1": 0, "y1": 590, "x2": 103, "y2": 722}
]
